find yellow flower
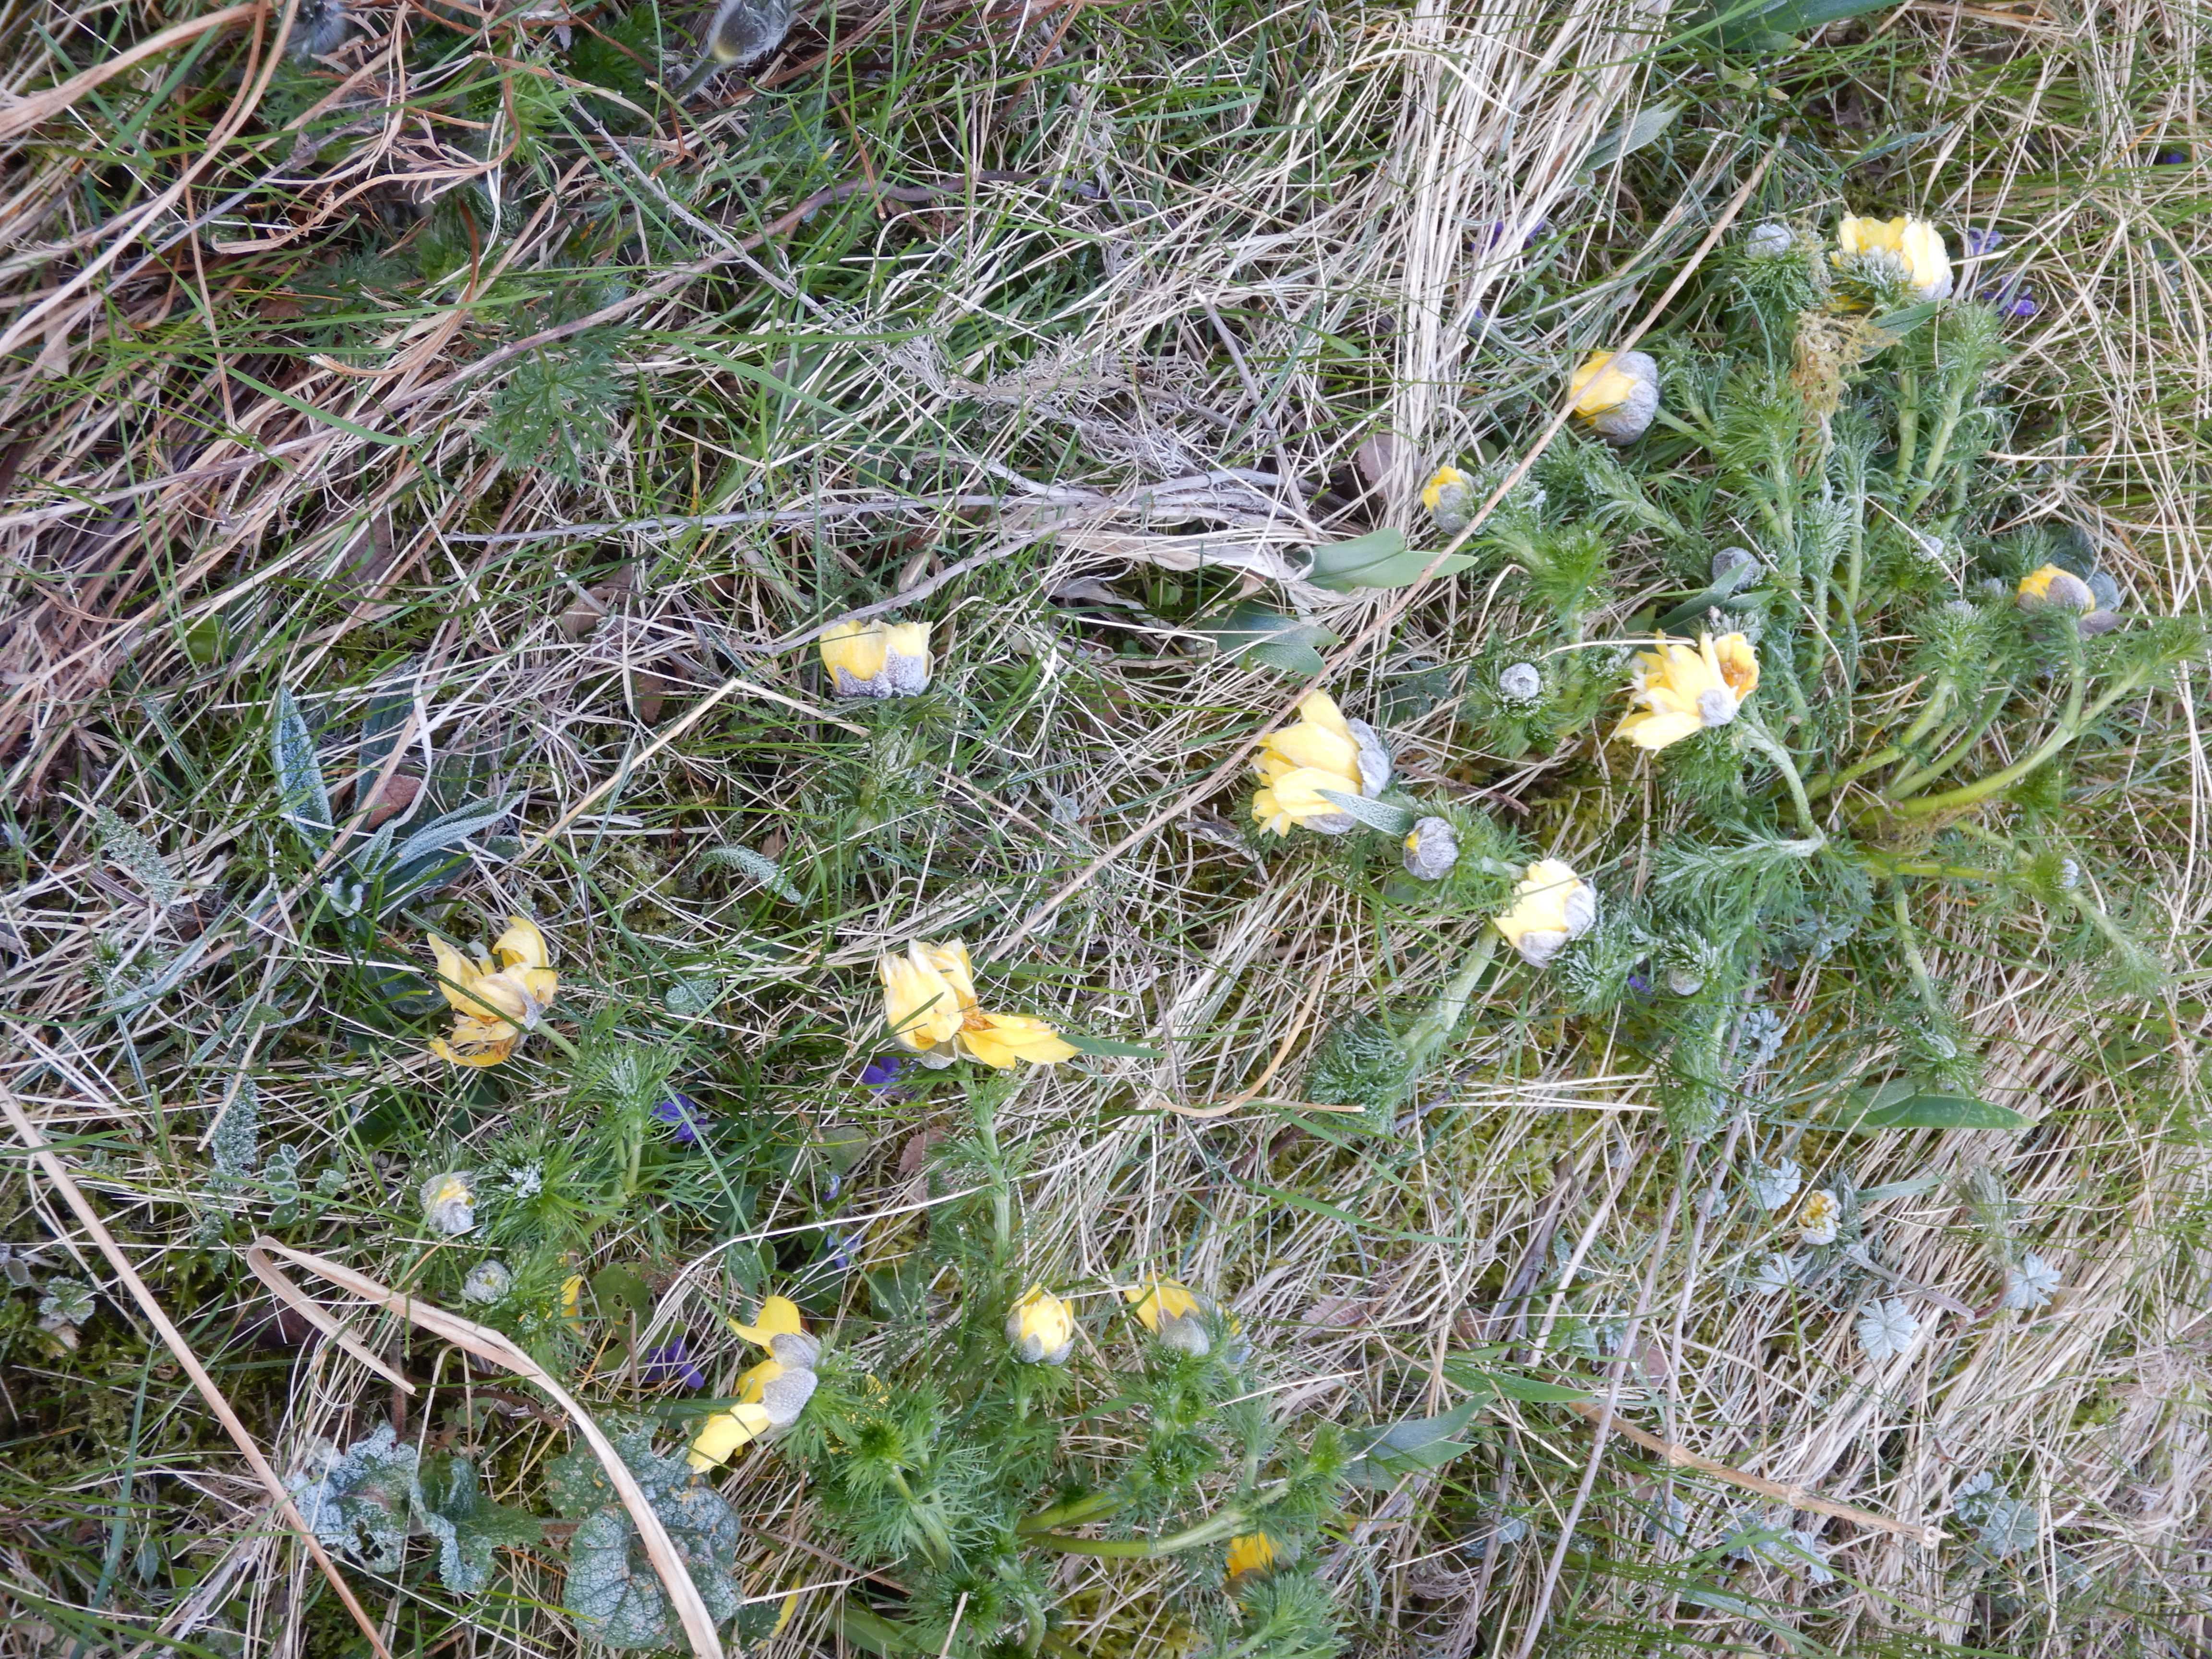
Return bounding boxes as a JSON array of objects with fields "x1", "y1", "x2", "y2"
[
  {"x1": 1796, "y1": 1189, "x2": 1841, "y2": 1246},
  {"x1": 878, "y1": 939, "x2": 1077, "y2": 1068},
  {"x1": 560, "y1": 1273, "x2": 586, "y2": 1329},
  {"x1": 1492, "y1": 859, "x2": 1598, "y2": 968},
  {"x1": 1419, "y1": 465, "x2": 1467, "y2": 512},
  {"x1": 419, "y1": 1170, "x2": 478, "y2": 1235},
  {"x1": 1225, "y1": 1533, "x2": 1277, "y2": 1582},
  {"x1": 821, "y1": 618, "x2": 932, "y2": 698},
  {"x1": 1005, "y1": 1284, "x2": 1076, "y2": 1365},
  {"x1": 1833, "y1": 215, "x2": 1953, "y2": 302},
  {"x1": 1250, "y1": 692, "x2": 1391, "y2": 838},
  {"x1": 425, "y1": 916, "x2": 558, "y2": 1067},
  {"x1": 1125, "y1": 1278, "x2": 1214, "y2": 1356},
  {"x1": 729, "y1": 1294, "x2": 805, "y2": 1346},
  {"x1": 2016, "y1": 564, "x2": 2094, "y2": 614},
  {"x1": 687, "y1": 1403, "x2": 774, "y2": 1470},
  {"x1": 1614, "y1": 633, "x2": 1759, "y2": 752},
  {"x1": 1568, "y1": 350, "x2": 1660, "y2": 444}
]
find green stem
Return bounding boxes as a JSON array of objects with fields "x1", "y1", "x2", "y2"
[
  {"x1": 1019, "y1": 1492, "x2": 1125, "y2": 1535},
  {"x1": 1880, "y1": 686, "x2": 2011, "y2": 801},
  {"x1": 1737, "y1": 719, "x2": 1823, "y2": 841},
  {"x1": 1904, "y1": 382, "x2": 1967, "y2": 516},
  {"x1": 1889, "y1": 660, "x2": 2149, "y2": 821},
  {"x1": 975, "y1": 1096, "x2": 1012, "y2": 1256},
  {"x1": 1890, "y1": 885, "x2": 1944, "y2": 1020},
  {"x1": 1895, "y1": 362, "x2": 1920, "y2": 480},
  {"x1": 1030, "y1": 1509, "x2": 1250, "y2": 1560},
  {"x1": 1396, "y1": 930, "x2": 1499, "y2": 1068},
  {"x1": 1803, "y1": 678, "x2": 1954, "y2": 803}
]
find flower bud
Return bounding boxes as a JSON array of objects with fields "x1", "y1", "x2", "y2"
[
  {"x1": 1421, "y1": 465, "x2": 1479, "y2": 536},
  {"x1": 1744, "y1": 221, "x2": 1794, "y2": 259},
  {"x1": 419, "y1": 1170, "x2": 478, "y2": 1236},
  {"x1": 1401, "y1": 817, "x2": 1460, "y2": 882},
  {"x1": 1568, "y1": 350, "x2": 1660, "y2": 445},
  {"x1": 461, "y1": 1261, "x2": 511, "y2": 1304},
  {"x1": 1492, "y1": 860, "x2": 1598, "y2": 967},
  {"x1": 1497, "y1": 661, "x2": 1543, "y2": 705},
  {"x1": 2015, "y1": 565, "x2": 2094, "y2": 615}
]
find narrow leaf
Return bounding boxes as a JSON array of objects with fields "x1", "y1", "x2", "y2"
[
  {"x1": 1316, "y1": 788, "x2": 1414, "y2": 836},
  {"x1": 1059, "y1": 1033, "x2": 1163, "y2": 1058},
  {"x1": 271, "y1": 687, "x2": 333, "y2": 846}
]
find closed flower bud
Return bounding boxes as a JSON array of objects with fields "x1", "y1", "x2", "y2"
[
  {"x1": 1005, "y1": 1284, "x2": 1076, "y2": 1365},
  {"x1": 1492, "y1": 859, "x2": 1597, "y2": 967},
  {"x1": 1833, "y1": 215, "x2": 1953, "y2": 302},
  {"x1": 1401, "y1": 816, "x2": 1460, "y2": 881},
  {"x1": 1744, "y1": 221, "x2": 1794, "y2": 259},
  {"x1": 1711, "y1": 546, "x2": 1759, "y2": 583},
  {"x1": 2015, "y1": 564, "x2": 2095, "y2": 615},
  {"x1": 1421, "y1": 464, "x2": 1479, "y2": 535},
  {"x1": 820, "y1": 619, "x2": 932, "y2": 698},
  {"x1": 1124, "y1": 1278, "x2": 1213, "y2": 1357},
  {"x1": 1568, "y1": 350, "x2": 1660, "y2": 445},
  {"x1": 1497, "y1": 661, "x2": 1543, "y2": 705},
  {"x1": 419, "y1": 1170, "x2": 478, "y2": 1236},
  {"x1": 460, "y1": 1261, "x2": 512, "y2": 1304}
]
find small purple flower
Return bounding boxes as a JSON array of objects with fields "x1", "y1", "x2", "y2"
[
  {"x1": 823, "y1": 1232, "x2": 858, "y2": 1273},
  {"x1": 1626, "y1": 972, "x2": 1653, "y2": 996},
  {"x1": 1961, "y1": 228, "x2": 2003, "y2": 258},
  {"x1": 643, "y1": 1336, "x2": 706, "y2": 1390},
  {"x1": 859, "y1": 1055, "x2": 908, "y2": 1090},
  {"x1": 1978, "y1": 281, "x2": 2037, "y2": 319},
  {"x1": 650, "y1": 1094, "x2": 706, "y2": 1145},
  {"x1": 2154, "y1": 146, "x2": 2189, "y2": 166}
]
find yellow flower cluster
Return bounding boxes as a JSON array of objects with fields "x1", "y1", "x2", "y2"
[
  {"x1": 425, "y1": 916, "x2": 558, "y2": 1067},
  {"x1": 1568, "y1": 350, "x2": 1660, "y2": 445},
  {"x1": 820, "y1": 619, "x2": 932, "y2": 698},
  {"x1": 878, "y1": 939, "x2": 1076, "y2": 1069}
]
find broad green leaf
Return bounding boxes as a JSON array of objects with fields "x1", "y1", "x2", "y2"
[
  {"x1": 1870, "y1": 301, "x2": 1944, "y2": 338},
  {"x1": 1304, "y1": 529, "x2": 1474, "y2": 592},
  {"x1": 1581, "y1": 103, "x2": 1680, "y2": 175},
  {"x1": 1195, "y1": 601, "x2": 1340, "y2": 675},
  {"x1": 1344, "y1": 1398, "x2": 1480, "y2": 1487},
  {"x1": 592, "y1": 1264, "x2": 655, "y2": 1325},
  {"x1": 1654, "y1": 558, "x2": 1762, "y2": 634},
  {"x1": 1443, "y1": 1356, "x2": 1595, "y2": 1402},
  {"x1": 1316, "y1": 788, "x2": 1414, "y2": 836},
  {"x1": 1845, "y1": 1093, "x2": 2028, "y2": 1131}
]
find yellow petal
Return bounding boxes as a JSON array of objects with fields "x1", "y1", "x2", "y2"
[
  {"x1": 918, "y1": 940, "x2": 981, "y2": 1012},
  {"x1": 1250, "y1": 788, "x2": 1294, "y2": 837},
  {"x1": 1420, "y1": 466, "x2": 1466, "y2": 510},
  {"x1": 1260, "y1": 766, "x2": 1359, "y2": 824},
  {"x1": 880, "y1": 945, "x2": 961, "y2": 1050},
  {"x1": 426, "y1": 934, "x2": 484, "y2": 1013},
  {"x1": 1569, "y1": 352, "x2": 1638, "y2": 415},
  {"x1": 736, "y1": 1355, "x2": 786, "y2": 1403},
  {"x1": 492, "y1": 916, "x2": 550, "y2": 972},
  {"x1": 1226, "y1": 1533, "x2": 1277, "y2": 1580},
  {"x1": 881, "y1": 620, "x2": 931, "y2": 665},
  {"x1": 730, "y1": 1294, "x2": 806, "y2": 1346},
  {"x1": 958, "y1": 1011, "x2": 1077, "y2": 1069},
  {"x1": 1614, "y1": 708, "x2": 1706, "y2": 752},
  {"x1": 430, "y1": 1017, "x2": 518, "y2": 1067},
  {"x1": 1124, "y1": 1278, "x2": 1201, "y2": 1329},
  {"x1": 1290, "y1": 691, "x2": 1351, "y2": 739},
  {"x1": 820, "y1": 621, "x2": 889, "y2": 684},
  {"x1": 1711, "y1": 632, "x2": 1759, "y2": 699},
  {"x1": 687, "y1": 1404, "x2": 774, "y2": 1470},
  {"x1": 1257, "y1": 721, "x2": 1360, "y2": 783}
]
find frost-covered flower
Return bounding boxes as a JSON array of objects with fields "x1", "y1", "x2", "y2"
[
  {"x1": 1492, "y1": 859, "x2": 1597, "y2": 967},
  {"x1": 1615, "y1": 633, "x2": 1759, "y2": 750},
  {"x1": 460, "y1": 1261, "x2": 512, "y2": 1305},
  {"x1": 1497, "y1": 661, "x2": 1544, "y2": 705},
  {"x1": 1568, "y1": 350, "x2": 1661, "y2": 445},
  {"x1": 1421, "y1": 465, "x2": 1479, "y2": 536},
  {"x1": 2002, "y1": 1252, "x2": 2061, "y2": 1310},
  {"x1": 878, "y1": 939, "x2": 1076, "y2": 1069},
  {"x1": 1747, "y1": 1158, "x2": 1803, "y2": 1211},
  {"x1": 503, "y1": 1162, "x2": 543, "y2": 1198},
  {"x1": 1855, "y1": 1296, "x2": 1920, "y2": 1360},
  {"x1": 1744, "y1": 221, "x2": 1794, "y2": 259},
  {"x1": 1250, "y1": 692, "x2": 1391, "y2": 838},
  {"x1": 1005, "y1": 1284, "x2": 1076, "y2": 1365},
  {"x1": 419, "y1": 1170, "x2": 479, "y2": 1236},
  {"x1": 38, "y1": 1277, "x2": 95, "y2": 1327},
  {"x1": 1125, "y1": 1278, "x2": 1214, "y2": 1357},
  {"x1": 820, "y1": 619, "x2": 931, "y2": 698},
  {"x1": 1401, "y1": 816, "x2": 1460, "y2": 882},
  {"x1": 1834, "y1": 215, "x2": 1954, "y2": 301},
  {"x1": 1751, "y1": 1253, "x2": 1801, "y2": 1296},
  {"x1": 1795, "y1": 1189, "x2": 1841, "y2": 1246},
  {"x1": 424, "y1": 917, "x2": 557, "y2": 1068}
]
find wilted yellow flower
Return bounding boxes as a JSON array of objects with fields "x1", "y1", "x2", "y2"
[
  {"x1": 1796, "y1": 1189, "x2": 1841, "y2": 1246},
  {"x1": 1226, "y1": 1533, "x2": 1278, "y2": 1582},
  {"x1": 1250, "y1": 692, "x2": 1392, "y2": 838},
  {"x1": 1568, "y1": 350, "x2": 1660, "y2": 445},
  {"x1": 419, "y1": 1170, "x2": 478, "y2": 1236},
  {"x1": 2016, "y1": 564, "x2": 2094, "y2": 613},
  {"x1": 821, "y1": 618, "x2": 932, "y2": 698},
  {"x1": 1833, "y1": 215, "x2": 1953, "y2": 302},
  {"x1": 1614, "y1": 633, "x2": 1760, "y2": 752},
  {"x1": 877, "y1": 938, "x2": 1077, "y2": 1068},
  {"x1": 425, "y1": 916, "x2": 558, "y2": 1067},
  {"x1": 1492, "y1": 859, "x2": 1598, "y2": 968},
  {"x1": 1125, "y1": 1278, "x2": 1214, "y2": 1356},
  {"x1": 1006, "y1": 1284, "x2": 1076, "y2": 1364},
  {"x1": 687, "y1": 1403, "x2": 774, "y2": 1470}
]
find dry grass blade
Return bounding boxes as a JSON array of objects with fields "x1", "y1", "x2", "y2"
[
  {"x1": 243, "y1": 1238, "x2": 727, "y2": 1659},
  {"x1": 0, "y1": 1086, "x2": 394, "y2": 1659}
]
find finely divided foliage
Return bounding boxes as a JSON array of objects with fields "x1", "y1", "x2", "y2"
[{"x1": 1, "y1": 1, "x2": 2208, "y2": 1658}]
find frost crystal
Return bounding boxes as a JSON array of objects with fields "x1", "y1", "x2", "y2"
[
  {"x1": 1855, "y1": 1297, "x2": 1920, "y2": 1361},
  {"x1": 504, "y1": 1162, "x2": 544, "y2": 1198}
]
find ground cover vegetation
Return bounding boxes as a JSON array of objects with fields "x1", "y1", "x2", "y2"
[{"x1": 1, "y1": 0, "x2": 2209, "y2": 1655}]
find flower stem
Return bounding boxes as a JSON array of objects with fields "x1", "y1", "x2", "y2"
[
  {"x1": 1737, "y1": 719, "x2": 1822, "y2": 841},
  {"x1": 1396, "y1": 930, "x2": 1500, "y2": 1070},
  {"x1": 1029, "y1": 1508, "x2": 1250, "y2": 1560},
  {"x1": 1890, "y1": 885, "x2": 1945, "y2": 1021},
  {"x1": 1889, "y1": 657, "x2": 2150, "y2": 820}
]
